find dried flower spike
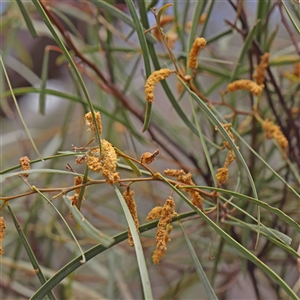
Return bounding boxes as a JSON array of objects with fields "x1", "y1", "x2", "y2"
[
  {"x1": 253, "y1": 53, "x2": 270, "y2": 85},
  {"x1": 226, "y1": 79, "x2": 264, "y2": 96},
  {"x1": 20, "y1": 156, "x2": 30, "y2": 177},
  {"x1": 188, "y1": 37, "x2": 206, "y2": 69},
  {"x1": 123, "y1": 189, "x2": 139, "y2": 247},
  {"x1": 0, "y1": 217, "x2": 6, "y2": 256},
  {"x1": 151, "y1": 196, "x2": 177, "y2": 264},
  {"x1": 262, "y1": 119, "x2": 288, "y2": 150},
  {"x1": 74, "y1": 176, "x2": 83, "y2": 194},
  {"x1": 145, "y1": 69, "x2": 173, "y2": 103},
  {"x1": 85, "y1": 111, "x2": 102, "y2": 135},
  {"x1": 140, "y1": 149, "x2": 159, "y2": 164}
]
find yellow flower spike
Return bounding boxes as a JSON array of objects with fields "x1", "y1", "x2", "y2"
[
  {"x1": 187, "y1": 37, "x2": 207, "y2": 69},
  {"x1": 151, "y1": 196, "x2": 177, "y2": 264},
  {"x1": 226, "y1": 79, "x2": 264, "y2": 96},
  {"x1": 262, "y1": 119, "x2": 289, "y2": 150},
  {"x1": 253, "y1": 52, "x2": 270, "y2": 85},
  {"x1": 123, "y1": 189, "x2": 139, "y2": 247},
  {"x1": 145, "y1": 69, "x2": 174, "y2": 103}
]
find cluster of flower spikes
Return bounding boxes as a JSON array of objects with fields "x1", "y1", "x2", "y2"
[
  {"x1": 84, "y1": 112, "x2": 120, "y2": 185},
  {"x1": 144, "y1": 37, "x2": 207, "y2": 103}
]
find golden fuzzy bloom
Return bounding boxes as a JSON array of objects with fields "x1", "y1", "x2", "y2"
[
  {"x1": 74, "y1": 176, "x2": 83, "y2": 194},
  {"x1": 86, "y1": 148, "x2": 102, "y2": 173},
  {"x1": 262, "y1": 120, "x2": 289, "y2": 150},
  {"x1": 85, "y1": 111, "x2": 102, "y2": 135},
  {"x1": 216, "y1": 167, "x2": 229, "y2": 184},
  {"x1": 152, "y1": 196, "x2": 177, "y2": 264},
  {"x1": 188, "y1": 37, "x2": 207, "y2": 69},
  {"x1": 123, "y1": 189, "x2": 139, "y2": 247},
  {"x1": 164, "y1": 169, "x2": 186, "y2": 178},
  {"x1": 226, "y1": 79, "x2": 264, "y2": 96},
  {"x1": 86, "y1": 139, "x2": 119, "y2": 184},
  {"x1": 153, "y1": 15, "x2": 174, "y2": 41},
  {"x1": 146, "y1": 206, "x2": 164, "y2": 220},
  {"x1": 140, "y1": 149, "x2": 159, "y2": 164},
  {"x1": 145, "y1": 69, "x2": 173, "y2": 103},
  {"x1": 0, "y1": 217, "x2": 6, "y2": 256},
  {"x1": 102, "y1": 139, "x2": 118, "y2": 173},
  {"x1": 20, "y1": 156, "x2": 30, "y2": 177},
  {"x1": 253, "y1": 53, "x2": 270, "y2": 85}
]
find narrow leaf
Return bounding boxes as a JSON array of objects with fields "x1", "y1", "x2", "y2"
[
  {"x1": 7, "y1": 204, "x2": 56, "y2": 300},
  {"x1": 180, "y1": 223, "x2": 218, "y2": 300},
  {"x1": 63, "y1": 195, "x2": 114, "y2": 247},
  {"x1": 113, "y1": 185, "x2": 153, "y2": 300},
  {"x1": 16, "y1": 0, "x2": 38, "y2": 38},
  {"x1": 39, "y1": 48, "x2": 49, "y2": 115}
]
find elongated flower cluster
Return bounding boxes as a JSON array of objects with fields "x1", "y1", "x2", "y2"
[
  {"x1": 140, "y1": 149, "x2": 159, "y2": 164},
  {"x1": 226, "y1": 79, "x2": 264, "y2": 96},
  {"x1": 85, "y1": 111, "x2": 102, "y2": 136},
  {"x1": 0, "y1": 217, "x2": 6, "y2": 256},
  {"x1": 146, "y1": 196, "x2": 177, "y2": 264},
  {"x1": 262, "y1": 119, "x2": 288, "y2": 150},
  {"x1": 253, "y1": 53, "x2": 270, "y2": 85},
  {"x1": 20, "y1": 156, "x2": 30, "y2": 177},
  {"x1": 86, "y1": 139, "x2": 119, "y2": 184},
  {"x1": 187, "y1": 37, "x2": 206, "y2": 69},
  {"x1": 215, "y1": 123, "x2": 237, "y2": 184},
  {"x1": 164, "y1": 169, "x2": 203, "y2": 208},
  {"x1": 123, "y1": 189, "x2": 139, "y2": 247},
  {"x1": 145, "y1": 69, "x2": 173, "y2": 103}
]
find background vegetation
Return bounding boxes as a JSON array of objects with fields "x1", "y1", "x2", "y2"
[{"x1": 1, "y1": 0, "x2": 299, "y2": 299}]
